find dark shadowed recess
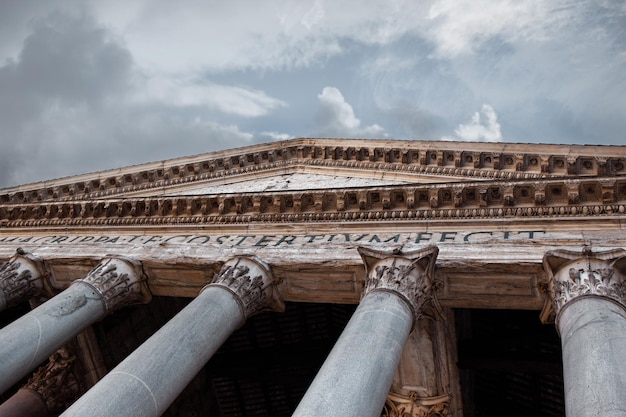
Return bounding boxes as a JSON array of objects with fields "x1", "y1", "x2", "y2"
[
  {"x1": 1, "y1": 297, "x2": 567, "y2": 416},
  {"x1": 455, "y1": 308, "x2": 565, "y2": 417},
  {"x1": 93, "y1": 298, "x2": 357, "y2": 417}
]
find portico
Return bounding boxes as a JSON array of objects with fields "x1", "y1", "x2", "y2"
[{"x1": 1, "y1": 138, "x2": 626, "y2": 416}]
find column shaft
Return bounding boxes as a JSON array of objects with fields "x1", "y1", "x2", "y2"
[
  {"x1": 0, "y1": 283, "x2": 104, "y2": 394},
  {"x1": 543, "y1": 248, "x2": 626, "y2": 417},
  {"x1": 61, "y1": 286, "x2": 241, "y2": 417},
  {"x1": 558, "y1": 298, "x2": 626, "y2": 417},
  {"x1": 293, "y1": 291, "x2": 413, "y2": 417},
  {"x1": 0, "y1": 389, "x2": 47, "y2": 417},
  {"x1": 0, "y1": 257, "x2": 149, "y2": 395},
  {"x1": 61, "y1": 256, "x2": 283, "y2": 417},
  {"x1": 292, "y1": 246, "x2": 438, "y2": 417}
]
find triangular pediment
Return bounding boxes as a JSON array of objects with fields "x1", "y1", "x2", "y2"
[
  {"x1": 1, "y1": 138, "x2": 625, "y2": 204},
  {"x1": 134, "y1": 165, "x2": 474, "y2": 198}
]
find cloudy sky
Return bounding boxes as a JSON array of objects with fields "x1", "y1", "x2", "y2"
[{"x1": 0, "y1": 0, "x2": 625, "y2": 188}]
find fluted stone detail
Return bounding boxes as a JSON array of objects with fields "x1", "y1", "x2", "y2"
[
  {"x1": 382, "y1": 392, "x2": 450, "y2": 417},
  {"x1": 76, "y1": 257, "x2": 151, "y2": 314},
  {"x1": 359, "y1": 246, "x2": 439, "y2": 322},
  {"x1": 207, "y1": 256, "x2": 284, "y2": 321},
  {"x1": 0, "y1": 249, "x2": 45, "y2": 310},
  {"x1": 542, "y1": 247, "x2": 626, "y2": 323}
]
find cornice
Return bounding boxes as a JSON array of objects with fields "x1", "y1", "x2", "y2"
[
  {"x1": 2, "y1": 139, "x2": 625, "y2": 204},
  {"x1": 1, "y1": 177, "x2": 625, "y2": 228}
]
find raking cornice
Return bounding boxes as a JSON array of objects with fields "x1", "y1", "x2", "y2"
[{"x1": 2, "y1": 138, "x2": 625, "y2": 204}]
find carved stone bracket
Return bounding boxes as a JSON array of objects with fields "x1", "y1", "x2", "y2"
[
  {"x1": 540, "y1": 247, "x2": 626, "y2": 324},
  {"x1": 382, "y1": 391, "x2": 450, "y2": 417},
  {"x1": 207, "y1": 256, "x2": 285, "y2": 321},
  {"x1": 358, "y1": 246, "x2": 439, "y2": 323},
  {"x1": 76, "y1": 257, "x2": 152, "y2": 314},
  {"x1": 24, "y1": 347, "x2": 80, "y2": 414},
  {"x1": 0, "y1": 248, "x2": 45, "y2": 309}
]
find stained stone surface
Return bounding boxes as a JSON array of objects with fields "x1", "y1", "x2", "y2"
[{"x1": 162, "y1": 172, "x2": 413, "y2": 195}]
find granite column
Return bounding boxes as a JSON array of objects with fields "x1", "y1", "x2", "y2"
[
  {"x1": 0, "y1": 347, "x2": 79, "y2": 417},
  {"x1": 292, "y1": 246, "x2": 439, "y2": 417},
  {"x1": 0, "y1": 257, "x2": 150, "y2": 394},
  {"x1": 61, "y1": 256, "x2": 284, "y2": 417}
]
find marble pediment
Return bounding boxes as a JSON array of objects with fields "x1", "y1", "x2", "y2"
[
  {"x1": 1, "y1": 138, "x2": 625, "y2": 205},
  {"x1": 141, "y1": 167, "x2": 471, "y2": 198}
]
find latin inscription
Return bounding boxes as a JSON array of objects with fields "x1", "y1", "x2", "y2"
[{"x1": 0, "y1": 231, "x2": 546, "y2": 248}]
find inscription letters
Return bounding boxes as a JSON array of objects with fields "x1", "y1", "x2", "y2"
[{"x1": 0, "y1": 230, "x2": 546, "y2": 249}]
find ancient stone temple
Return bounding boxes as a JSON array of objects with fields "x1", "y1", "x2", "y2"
[{"x1": 1, "y1": 138, "x2": 625, "y2": 417}]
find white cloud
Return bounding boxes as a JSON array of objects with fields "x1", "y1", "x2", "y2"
[
  {"x1": 444, "y1": 104, "x2": 502, "y2": 142},
  {"x1": 139, "y1": 77, "x2": 287, "y2": 118},
  {"x1": 0, "y1": 1, "x2": 609, "y2": 75},
  {"x1": 261, "y1": 131, "x2": 294, "y2": 141},
  {"x1": 301, "y1": 0, "x2": 325, "y2": 29},
  {"x1": 316, "y1": 86, "x2": 386, "y2": 138},
  {"x1": 0, "y1": 1, "x2": 592, "y2": 74},
  {"x1": 85, "y1": 1, "x2": 431, "y2": 74},
  {"x1": 426, "y1": 0, "x2": 576, "y2": 57}
]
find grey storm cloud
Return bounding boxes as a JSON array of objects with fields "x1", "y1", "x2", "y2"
[
  {"x1": 15, "y1": 13, "x2": 132, "y2": 103},
  {"x1": 0, "y1": 12, "x2": 133, "y2": 187},
  {"x1": 0, "y1": 12, "x2": 261, "y2": 188}
]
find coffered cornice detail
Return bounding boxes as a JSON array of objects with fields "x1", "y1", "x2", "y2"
[
  {"x1": 2, "y1": 139, "x2": 625, "y2": 205},
  {"x1": 1, "y1": 177, "x2": 626, "y2": 228}
]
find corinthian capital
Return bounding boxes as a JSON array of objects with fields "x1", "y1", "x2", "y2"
[
  {"x1": 0, "y1": 249, "x2": 45, "y2": 310},
  {"x1": 24, "y1": 347, "x2": 80, "y2": 414},
  {"x1": 358, "y1": 246, "x2": 439, "y2": 322},
  {"x1": 77, "y1": 257, "x2": 151, "y2": 314},
  {"x1": 382, "y1": 391, "x2": 450, "y2": 417},
  {"x1": 541, "y1": 248, "x2": 626, "y2": 323},
  {"x1": 208, "y1": 256, "x2": 284, "y2": 321}
]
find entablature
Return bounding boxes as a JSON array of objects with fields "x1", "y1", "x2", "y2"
[
  {"x1": 2, "y1": 228, "x2": 625, "y2": 311},
  {"x1": 2, "y1": 177, "x2": 626, "y2": 228}
]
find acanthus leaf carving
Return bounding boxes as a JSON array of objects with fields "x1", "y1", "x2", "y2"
[
  {"x1": 541, "y1": 248, "x2": 626, "y2": 324},
  {"x1": 382, "y1": 392, "x2": 450, "y2": 417},
  {"x1": 78, "y1": 257, "x2": 151, "y2": 314},
  {"x1": 0, "y1": 250, "x2": 45, "y2": 308},
  {"x1": 24, "y1": 347, "x2": 80, "y2": 414},
  {"x1": 208, "y1": 257, "x2": 284, "y2": 321},
  {"x1": 359, "y1": 246, "x2": 439, "y2": 323}
]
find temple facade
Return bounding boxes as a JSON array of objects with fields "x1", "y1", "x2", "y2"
[{"x1": 1, "y1": 138, "x2": 626, "y2": 417}]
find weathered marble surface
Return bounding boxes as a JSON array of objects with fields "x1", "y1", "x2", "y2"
[{"x1": 559, "y1": 299, "x2": 626, "y2": 417}]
